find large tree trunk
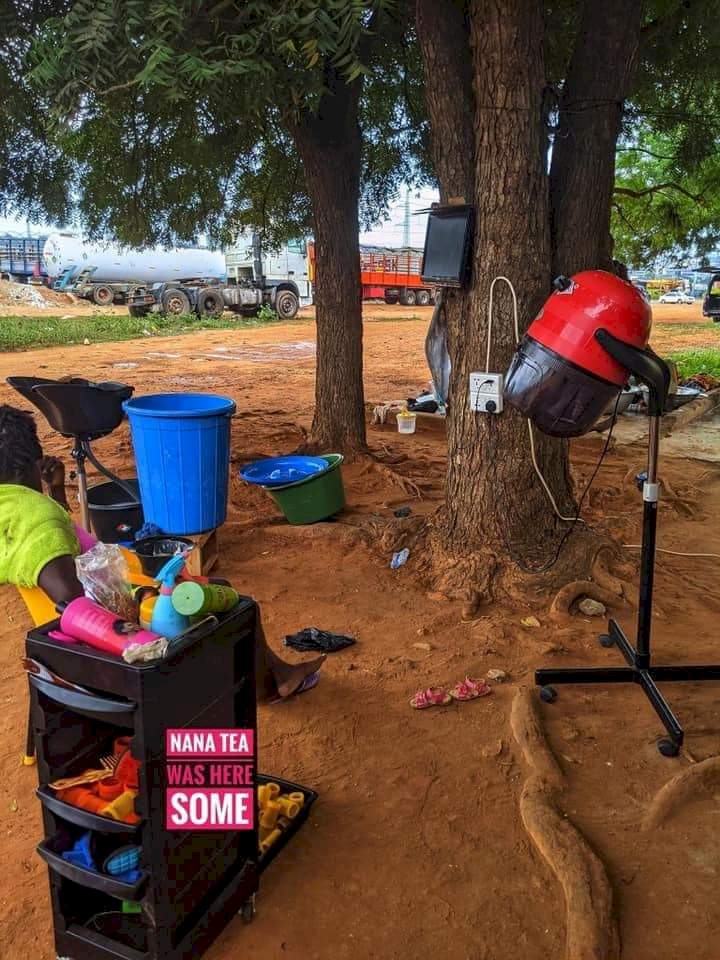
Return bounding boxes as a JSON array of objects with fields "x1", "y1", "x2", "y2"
[
  {"x1": 550, "y1": 0, "x2": 646, "y2": 275},
  {"x1": 418, "y1": 0, "x2": 574, "y2": 575},
  {"x1": 292, "y1": 77, "x2": 366, "y2": 452}
]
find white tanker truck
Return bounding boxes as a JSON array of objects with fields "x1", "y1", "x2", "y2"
[
  {"x1": 43, "y1": 233, "x2": 226, "y2": 306},
  {"x1": 43, "y1": 232, "x2": 302, "y2": 319}
]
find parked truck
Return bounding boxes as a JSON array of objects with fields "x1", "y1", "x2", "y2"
[
  {"x1": 306, "y1": 243, "x2": 437, "y2": 305},
  {"x1": 702, "y1": 272, "x2": 720, "y2": 322},
  {"x1": 126, "y1": 277, "x2": 300, "y2": 319},
  {"x1": 1, "y1": 235, "x2": 47, "y2": 281},
  {"x1": 42, "y1": 233, "x2": 226, "y2": 305},
  {"x1": 126, "y1": 232, "x2": 309, "y2": 319}
]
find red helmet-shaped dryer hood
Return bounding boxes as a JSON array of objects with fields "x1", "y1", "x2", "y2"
[
  {"x1": 528, "y1": 270, "x2": 651, "y2": 385},
  {"x1": 504, "y1": 271, "x2": 653, "y2": 438}
]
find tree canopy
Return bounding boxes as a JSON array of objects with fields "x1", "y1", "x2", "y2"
[{"x1": 0, "y1": 0, "x2": 426, "y2": 249}]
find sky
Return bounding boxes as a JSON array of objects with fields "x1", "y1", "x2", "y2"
[
  {"x1": 359, "y1": 186, "x2": 438, "y2": 248},
  {"x1": 1, "y1": 185, "x2": 440, "y2": 250}
]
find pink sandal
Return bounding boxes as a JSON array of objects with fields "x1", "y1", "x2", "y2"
[
  {"x1": 448, "y1": 677, "x2": 492, "y2": 701},
  {"x1": 410, "y1": 687, "x2": 452, "y2": 710}
]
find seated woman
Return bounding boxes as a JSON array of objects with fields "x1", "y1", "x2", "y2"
[{"x1": 0, "y1": 404, "x2": 322, "y2": 701}]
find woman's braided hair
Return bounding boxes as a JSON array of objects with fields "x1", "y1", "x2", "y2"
[{"x1": 0, "y1": 405, "x2": 43, "y2": 484}]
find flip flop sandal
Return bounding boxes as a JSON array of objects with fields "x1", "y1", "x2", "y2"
[
  {"x1": 409, "y1": 687, "x2": 452, "y2": 709},
  {"x1": 448, "y1": 677, "x2": 492, "y2": 701}
]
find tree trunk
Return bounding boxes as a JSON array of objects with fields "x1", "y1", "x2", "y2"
[
  {"x1": 550, "y1": 0, "x2": 646, "y2": 275},
  {"x1": 418, "y1": 0, "x2": 574, "y2": 571},
  {"x1": 292, "y1": 77, "x2": 366, "y2": 452}
]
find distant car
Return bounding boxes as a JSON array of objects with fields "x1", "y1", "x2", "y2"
[{"x1": 658, "y1": 290, "x2": 694, "y2": 304}]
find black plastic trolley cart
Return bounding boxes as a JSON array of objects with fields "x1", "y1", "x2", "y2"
[{"x1": 27, "y1": 600, "x2": 260, "y2": 960}]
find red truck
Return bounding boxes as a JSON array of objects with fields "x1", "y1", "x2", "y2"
[
  {"x1": 308, "y1": 243, "x2": 437, "y2": 306},
  {"x1": 359, "y1": 247, "x2": 436, "y2": 305}
]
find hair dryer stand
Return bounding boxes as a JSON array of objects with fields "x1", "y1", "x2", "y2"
[{"x1": 536, "y1": 331, "x2": 720, "y2": 757}]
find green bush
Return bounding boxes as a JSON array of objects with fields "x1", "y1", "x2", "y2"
[{"x1": 669, "y1": 348, "x2": 720, "y2": 380}]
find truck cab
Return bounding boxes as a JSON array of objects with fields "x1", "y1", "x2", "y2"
[
  {"x1": 225, "y1": 233, "x2": 312, "y2": 308},
  {"x1": 702, "y1": 273, "x2": 720, "y2": 321}
]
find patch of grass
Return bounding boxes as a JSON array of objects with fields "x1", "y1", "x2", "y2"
[
  {"x1": 669, "y1": 347, "x2": 720, "y2": 379},
  {"x1": 0, "y1": 310, "x2": 281, "y2": 352}
]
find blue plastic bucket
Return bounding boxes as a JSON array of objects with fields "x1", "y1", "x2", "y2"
[{"x1": 123, "y1": 393, "x2": 236, "y2": 535}]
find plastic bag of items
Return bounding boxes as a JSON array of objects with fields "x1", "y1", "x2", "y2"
[{"x1": 76, "y1": 542, "x2": 137, "y2": 622}]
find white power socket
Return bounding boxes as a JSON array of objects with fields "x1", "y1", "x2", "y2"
[{"x1": 469, "y1": 372, "x2": 504, "y2": 414}]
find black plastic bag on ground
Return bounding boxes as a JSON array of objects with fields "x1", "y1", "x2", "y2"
[{"x1": 283, "y1": 627, "x2": 356, "y2": 653}]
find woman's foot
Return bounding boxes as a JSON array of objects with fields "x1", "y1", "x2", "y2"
[{"x1": 273, "y1": 655, "x2": 325, "y2": 699}]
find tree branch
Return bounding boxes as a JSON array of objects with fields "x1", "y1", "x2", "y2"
[
  {"x1": 617, "y1": 146, "x2": 677, "y2": 162},
  {"x1": 82, "y1": 78, "x2": 140, "y2": 97},
  {"x1": 614, "y1": 181, "x2": 703, "y2": 201}
]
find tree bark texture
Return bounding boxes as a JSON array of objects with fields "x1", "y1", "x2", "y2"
[
  {"x1": 292, "y1": 77, "x2": 366, "y2": 452},
  {"x1": 550, "y1": 0, "x2": 646, "y2": 276},
  {"x1": 419, "y1": 0, "x2": 574, "y2": 561}
]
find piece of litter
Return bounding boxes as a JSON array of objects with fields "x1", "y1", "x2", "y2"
[
  {"x1": 578, "y1": 598, "x2": 606, "y2": 616},
  {"x1": 283, "y1": 627, "x2": 356, "y2": 653},
  {"x1": 412, "y1": 642, "x2": 432, "y2": 652},
  {"x1": 486, "y1": 668, "x2": 507, "y2": 682},
  {"x1": 83, "y1": 337, "x2": 90, "y2": 345},
  {"x1": 391, "y1": 548, "x2": 410, "y2": 569},
  {"x1": 521, "y1": 616, "x2": 541, "y2": 628}
]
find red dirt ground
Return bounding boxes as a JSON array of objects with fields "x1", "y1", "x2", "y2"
[{"x1": 0, "y1": 307, "x2": 719, "y2": 960}]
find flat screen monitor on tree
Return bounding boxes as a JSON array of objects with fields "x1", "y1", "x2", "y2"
[{"x1": 421, "y1": 205, "x2": 474, "y2": 287}]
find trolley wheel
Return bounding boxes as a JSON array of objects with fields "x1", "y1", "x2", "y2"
[
  {"x1": 240, "y1": 894, "x2": 256, "y2": 924},
  {"x1": 657, "y1": 737, "x2": 680, "y2": 758},
  {"x1": 539, "y1": 685, "x2": 558, "y2": 704},
  {"x1": 599, "y1": 634, "x2": 615, "y2": 648}
]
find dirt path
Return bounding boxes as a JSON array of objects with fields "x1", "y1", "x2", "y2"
[{"x1": 0, "y1": 314, "x2": 719, "y2": 960}]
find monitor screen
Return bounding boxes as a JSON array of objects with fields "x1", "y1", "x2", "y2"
[{"x1": 421, "y1": 207, "x2": 473, "y2": 286}]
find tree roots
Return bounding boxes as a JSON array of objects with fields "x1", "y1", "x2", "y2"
[
  {"x1": 547, "y1": 545, "x2": 636, "y2": 618},
  {"x1": 358, "y1": 455, "x2": 423, "y2": 498},
  {"x1": 520, "y1": 779, "x2": 620, "y2": 960},
  {"x1": 511, "y1": 689, "x2": 620, "y2": 959},
  {"x1": 642, "y1": 756, "x2": 720, "y2": 831}
]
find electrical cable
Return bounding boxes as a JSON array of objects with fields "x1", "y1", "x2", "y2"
[
  {"x1": 623, "y1": 544, "x2": 720, "y2": 560},
  {"x1": 485, "y1": 275, "x2": 518, "y2": 374},
  {"x1": 485, "y1": 275, "x2": 622, "y2": 571},
  {"x1": 485, "y1": 274, "x2": 584, "y2": 522},
  {"x1": 507, "y1": 393, "x2": 621, "y2": 574}
]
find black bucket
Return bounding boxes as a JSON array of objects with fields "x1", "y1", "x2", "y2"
[
  {"x1": 133, "y1": 536, "x2": 195, "y2": 577},
  {"x1": 87, "y1": 479, "x2": 144, "y2": 543}
]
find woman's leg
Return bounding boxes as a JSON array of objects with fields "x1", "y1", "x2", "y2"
[{"x1": 255, "y1": 616, "x2": 324, "y2": 702}]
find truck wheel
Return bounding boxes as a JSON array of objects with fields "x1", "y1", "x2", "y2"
[
  {"x1": 161, "y1": 288, "x2": 191, "y2": 316},
  {"x1": 400, "y1": 289, "x2": 417, "y2": 307},
  {"x1": 417, "y1": 289, "x2": 431, "y2": 306},
  {"x1": 197, "y1": 287, "x2": 225, "y2": 318},
  {"x1": 93, "y1": 284, "x2": 114, "y2": 306},
  {"x1": 128, "y1": 305, "x2": 150, "y2": 318},
  {"x1": 275, "y1": 289, "x2": 299, "y2": 319},
  {"x1": 384, "y1": 293, "x2": 399, "y2": 305}
]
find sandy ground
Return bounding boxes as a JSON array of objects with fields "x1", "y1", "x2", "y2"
[{"x1": 1, "y1": 307, "x2": 719, "y2": 959}]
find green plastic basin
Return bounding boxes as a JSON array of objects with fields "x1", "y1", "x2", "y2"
[{"x1": 266, "y1": 454, "x2": 345, "y2": 524}]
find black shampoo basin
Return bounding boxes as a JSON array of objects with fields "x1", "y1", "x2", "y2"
[{"x1": 7, "y1": 377, "x2": 134, "y2": 440}]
